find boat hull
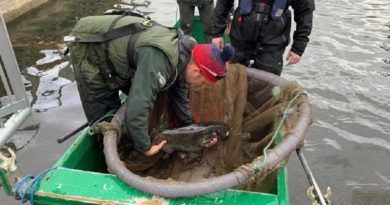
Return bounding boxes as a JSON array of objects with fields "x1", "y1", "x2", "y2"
[{"x1": 31, "y1": 128, "x2": 289, "y2": 205}]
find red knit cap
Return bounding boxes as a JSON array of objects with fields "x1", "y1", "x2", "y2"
[{"x1": 193, "y1": 44, "x2": 235, "y2": 83}]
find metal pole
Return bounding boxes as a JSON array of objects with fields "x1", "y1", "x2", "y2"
[
  {"x1": 296, "y1": 148, "x2": 328, "y2": 205},
  {"x1": 0, "y1": 108, "x2": 31, "y2": 147},
  {"x1": 0, "y1": 11, "x2": 28, "y2": 101},
  {"x1": 0, "y1": 11, "x2": 31, "y2": 147},
  {"x1": 57, "y1": 123, "x2": 88, "y2": 143},
  {"x1": 0, "y1": 62, "x2": 12, "y2": 97}
]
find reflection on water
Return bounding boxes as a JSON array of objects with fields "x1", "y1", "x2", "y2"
[
  {"x1": 6, "y1": 0, "x2": 121, "y2": 70},
  {"x1": 284, "y1": 0, "x2": 390, "y2": 204},
  {"x1": 5, "y1": 0, "x2": 178, "y2": 111},
  {"x1": 2, "y1": 0, "x2": 390, "y2": 204},
  {"x1": 27, "y1": 60, "x2": 71, "y2": 112}
]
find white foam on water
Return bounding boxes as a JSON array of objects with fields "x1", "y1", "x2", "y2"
[
  {"x1": 30, "y1": 61, "x2": 71, "y2": 112},
  {"x1": 27, "y1": 66, "x2": 44, "y2": 76},
  {"x1": 36, "y1": 49, "x2": 64, "y2": 65}
]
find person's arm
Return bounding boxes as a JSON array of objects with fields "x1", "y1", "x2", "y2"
[
  {"x1": 169, "y1": 79, "x2": 193, "y2": 126},
  {"x1": 125, "y1": 46, "x2": 172, "y2": 155},
  {"x1": 290, "y1": 0, "x2": 315, "y2": 56}
]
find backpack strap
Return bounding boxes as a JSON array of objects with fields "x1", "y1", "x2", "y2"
[
  {"x1": 73, "y1": 15, "x2": 174, "y2": 79},
  {"x1": 74, "y1": 22, "x2": 147, "y2": 43},
  {"x1": 74, "y1": 18, "x2": 151, "y2": 79},
  {"x1": 104, "y1": 14, "x2": 128, "y2": 78},
  {"x1": 127, "y1": 23, "x2": 148, "y2": 69}
]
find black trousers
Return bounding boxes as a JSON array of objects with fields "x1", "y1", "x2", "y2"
[
  {"x1": 232, "y1": 48, "x2": 285, "y2": 76},
  {"x1": 74, "y1": 70, "x2": 131, "y2": 126},
  {"x1": 177, "y1": 0, "x2": 213, "y2": 43}
]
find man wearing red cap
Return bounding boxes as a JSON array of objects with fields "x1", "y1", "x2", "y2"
[{"x1": 68, "y1": 15, "x2": 234, "y2": 156}]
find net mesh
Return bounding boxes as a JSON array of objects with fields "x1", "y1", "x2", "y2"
[{"x1": 117, "y1": 63, "x2": 310, "y2": 193}]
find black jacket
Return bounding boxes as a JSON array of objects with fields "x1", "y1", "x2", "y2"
[{"x1": 211, "y1": 0, "x2": 315, "y2": 56}]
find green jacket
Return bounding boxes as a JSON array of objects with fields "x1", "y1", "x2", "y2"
[{"x1": 69, "y1": 15, "x2": 196, "y2": 152}]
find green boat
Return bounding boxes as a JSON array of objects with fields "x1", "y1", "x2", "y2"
[{"x1": 1, "y1": 16, "x2": 312, "y2": 205}]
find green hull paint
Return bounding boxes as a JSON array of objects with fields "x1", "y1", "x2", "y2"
[
  {"x1": 6, "y1": 16, "x2": 290, "y2": 204},
  {"x1": 36, "y1": 169, "x2": 281, "y2": 205},
  {"x1": 35, "y1": 130, "x2": 289, "y2": 205},
  {"x1": 0, "y1": 169, "x2": 13, "y2": 195}
]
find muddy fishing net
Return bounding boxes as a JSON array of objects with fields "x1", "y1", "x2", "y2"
[{"x1": 115, "y1": 63, "x2": 310, "y2": 193}]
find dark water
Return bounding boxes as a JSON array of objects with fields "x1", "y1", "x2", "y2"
[
  {"x1": 285, "y1": 1, "x2": 390, "y2": 204},
  {"x1": 7, "y1": 0, "x2": 119, "y2": 70},
  {"x1": 1, "y1": 0, "x2": 390, "y2": 204}
]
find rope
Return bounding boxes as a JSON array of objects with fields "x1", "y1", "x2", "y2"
[
  {"x1": 13, "y1": 175, "x2": 34, "y2": 202},
  {"x1": 253, "y1": 91, "x2": 306, "y2": 175},
  {"x1": 89, "y1": 113, "x2": 120, "y2": 135},
  {"x1": 13, "y1": 167, "x2": 58, "y2": 204}
]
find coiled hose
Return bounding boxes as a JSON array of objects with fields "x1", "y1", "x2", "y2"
[{"x1": 103, "y1": 68, "x2": 312, "y2": 198}]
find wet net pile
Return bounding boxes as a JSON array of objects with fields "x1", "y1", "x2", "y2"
[{"x1": 117, "y1": 63, "x2": 310, "y2": 193}]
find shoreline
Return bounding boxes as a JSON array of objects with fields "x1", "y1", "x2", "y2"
[{"x1": 0, "y1": 0, "x2": 48, "y2": 23}]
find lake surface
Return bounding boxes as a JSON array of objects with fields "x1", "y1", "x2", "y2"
[{"x1": 1, "y1": 0, "x2": 389, "y2": 204}]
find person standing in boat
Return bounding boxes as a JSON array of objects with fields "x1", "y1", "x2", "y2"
[
  {"x1": 177, "y1": 0, "x2": 214, "y2": 43},
  {"x1": 66, "y1": 15, "x2": 234, "y2": 157},
  {"x1": 211, "y1": 0, "x2": 315, "y2": 75}
]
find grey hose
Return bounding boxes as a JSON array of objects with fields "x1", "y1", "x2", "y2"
[{"x1": 103, "y1": 68, "x2": 312, "y2": 198}]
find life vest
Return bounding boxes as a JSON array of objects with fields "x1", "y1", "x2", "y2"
[{"x1": 238, "y1": 0, "x2": 289, "y2": 21}]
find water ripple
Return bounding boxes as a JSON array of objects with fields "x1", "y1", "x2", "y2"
[{"x1": 316, "y1": 120, "x2": 390, "y2": 150}]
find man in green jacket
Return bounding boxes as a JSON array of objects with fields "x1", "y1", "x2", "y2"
[{"x1": 67, "y1": 15, "x2": 234, "y2": 157}]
